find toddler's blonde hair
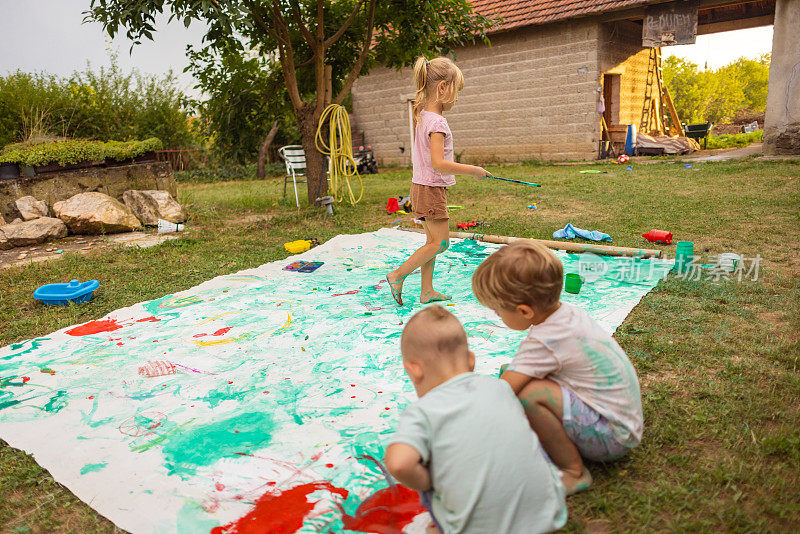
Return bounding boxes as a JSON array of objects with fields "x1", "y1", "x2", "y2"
[
  {"x1": 411, "y1": 56, "x2": 464, "y2": 125},
  {"x1": 472, "y1": 241, "x2": 563, "y2": 312},
  {"x1": 401, "y1": 305, "x2": 469, "y2": 363}
]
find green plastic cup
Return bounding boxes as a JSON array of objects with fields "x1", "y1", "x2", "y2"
[
  {"x1": 673, "y1": 241, "x2": 694, "y2": 274},
  {"x1": 564, "y1": 273, "x2": 583, "y2": 294}
]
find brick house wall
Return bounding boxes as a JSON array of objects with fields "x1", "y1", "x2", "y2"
[
  {"x1": 351, "y1": 20, "x2": 603, "y2": 165},
  {"x1": 599, "y1": 21, "x2": 652, "y2": 130}
]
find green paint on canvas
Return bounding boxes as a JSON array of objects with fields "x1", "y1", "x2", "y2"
[
  {"x1": 160, "y1": 411, "x2": 276, "y2": 476},
  {"x1": 80, "y1": 462, "x2": 107, "y2": 474},
  {"x1": 43, "y1": 390, "x2": 68, "y2": 413}
]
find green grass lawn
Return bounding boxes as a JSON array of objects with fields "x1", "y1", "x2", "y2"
[{"x1": 2, "y1": 159, "x2": 799, "y2": 533}]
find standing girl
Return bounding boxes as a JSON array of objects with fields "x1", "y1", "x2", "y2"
[{"x1": 386, "y1": 56, "x2": 490, "y2": 306}]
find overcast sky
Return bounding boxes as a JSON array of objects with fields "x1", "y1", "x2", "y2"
[{"x1": 0, "y1": 0, "x2": 774, "y2": 98}]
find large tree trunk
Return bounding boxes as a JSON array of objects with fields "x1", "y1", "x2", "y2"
[
  {"x1": 257, "y1": 121, "x2": 279, "y2": 179},
  {"x1": 296, "y1": 105, "x2": 328, "y2": 205}
]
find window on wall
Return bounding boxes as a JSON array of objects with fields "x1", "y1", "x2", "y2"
[{"x1": 603, "y1": 73, "x2": 621, "y2": 125}]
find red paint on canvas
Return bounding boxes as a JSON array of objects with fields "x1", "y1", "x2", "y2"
[
  {"x1": 66, "y1": 318, "x2": 123, "y2": 336},
  {"x1": 212, "y1": 327, "x2": 232, "y2": 336},
  {"x1": 210, "y1": 482, "x2": 348, "y2": 534},
  {"x1": 136, "y1": 316, "x2": 161, "y2": 323},
  {"x1": 342, "y1": 484, "x2": 425, "y2": 534}
]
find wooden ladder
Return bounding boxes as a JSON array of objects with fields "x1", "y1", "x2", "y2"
[{"x1": 640, "y1": 47, "x2": 684, "y2": 137}]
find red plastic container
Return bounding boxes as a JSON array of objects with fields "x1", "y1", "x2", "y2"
[
  {"x1": 642, "y1": 229, "x2": 673, "y2": 244},
  {"x1": 386, "y1": 197, "x2": 400, "y2": 213}
]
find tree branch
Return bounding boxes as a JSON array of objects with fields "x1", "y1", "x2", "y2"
[
  {"x1": 333, "y1": 0, "x2": 376, "y2": 105},
  {"x1": 323, "y1": 0, "x2": 365, "y2": 50},
  {"x1": 249, "y1": 1, "x2": 303, "y2": 112},
  {"x1": 313, "y1": 0, "x2": 326, "y2": 116},
  {"x1": 290, "y1": 0, "x2": 316, "y2": 50}
]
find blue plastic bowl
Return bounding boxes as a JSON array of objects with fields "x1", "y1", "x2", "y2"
[{"x1": 34, "y1": 279, "x2": 100, "y2": 306}]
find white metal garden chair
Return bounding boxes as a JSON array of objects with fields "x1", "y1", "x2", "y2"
[
  {"x1": 278, "y1": 145, "x2": 334, "y2": 207},
  {"x1": 278, "y1": 145, "x2": 308, "y2": 207}
]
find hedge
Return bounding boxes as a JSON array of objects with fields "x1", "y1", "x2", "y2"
[{"x1": 0, "y1": 138, "x2": 163, "y2": 167}]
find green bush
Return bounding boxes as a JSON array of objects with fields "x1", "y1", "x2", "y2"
[
  {"x1": 706, "y1": 130, "x2": 763, "y2": 150},
  {"x1": 175, "y1": 162, "x2": 285, "y2": 183},
  {"x1": 0, "y1": 137, "x2": 164, "y2": 167},
  {"x1": 0, "y1": 55, "x2": 198, "y2": 149},
  {"x1": 0, "y1": 148, "x2": 23, "y2": 164},
  {"x1": 102, "y1": 138, "x2": 164, "y2": 161}
]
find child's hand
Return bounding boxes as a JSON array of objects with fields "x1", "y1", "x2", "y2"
[{"x1": 471, "y1": 165, "x2": 490, "y2": 180}]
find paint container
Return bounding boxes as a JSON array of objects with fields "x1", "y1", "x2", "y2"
[
  {"x1": 717, "y1": 253, "x2": 741, "y2": 272},
  {"x1": 673, "y1": 241, "x2": 694, "y2": 273},
  {"x1": 564, "y1": 273, "x2": 583, "y2": 294},
  {"x1": 157, "y1": 219, "x2": 185, "y2": 233}
]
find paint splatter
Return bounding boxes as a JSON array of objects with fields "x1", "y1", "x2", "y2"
[
  {"x1": 80, "y1": 462, "x2": 107, "y2": 474},
  {"x1": 332, "y1": 289, "x2": 360, "y2": 297},
  {"x1": 40, "y1": 368, "x2": 55, "y2": 375},
  {"x1": 211, "y1": 482, "x2": 348, "y2": 534},
  {"x1": 159, "y1": 412, "x2": 276, "y2": 477},
  {"x1": 136, "y1": 317, "x2": 161, "y2": 323},
  {"x1": 342, "y1": 484, "x2": 425, "y2": 534},
  {"x1": 138, "y1": 361, "x2": 177, "y2": 378},
  {"x1": 66, "y1": 318, "x2": 123, "y2": 336},
  {"x1": 212, "y1": 327, "x2": 232, "y2": 336}
]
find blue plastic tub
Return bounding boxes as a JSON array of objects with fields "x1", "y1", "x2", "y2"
[{"x1": 34, "y1": 279, "x2": 100, "y2": 305}]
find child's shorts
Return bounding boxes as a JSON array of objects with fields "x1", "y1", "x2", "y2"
[
  {"x1": 410, "y1": 183, "x2": 448, "y2": 221},
  {"x1": 561, "y1": 386, "x2": 631, "y2": 462}
]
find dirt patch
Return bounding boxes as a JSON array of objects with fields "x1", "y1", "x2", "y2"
[
  {"x1": 0, "y1": 231, "x2": 182, "y2": 269},
  {"x1": 224, "y1": 213, "x2": 275, "y2": 226}
]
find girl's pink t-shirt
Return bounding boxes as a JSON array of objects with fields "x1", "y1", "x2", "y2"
[{"x1": 412, "y1": 110, "x2": 455, "y2": 187}]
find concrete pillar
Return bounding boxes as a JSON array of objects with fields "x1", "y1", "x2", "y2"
[{"x1": 764, "y1": 0, "x2": 800, "y2": 154}]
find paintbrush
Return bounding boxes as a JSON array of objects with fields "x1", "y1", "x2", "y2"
[{"x1": 487, "y1": 175, "x2": 541, "y2": 187}]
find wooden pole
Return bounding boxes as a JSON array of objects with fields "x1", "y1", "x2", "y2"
[{"x1": 398, "y1": 227, "x2": 663, "y2": 258}]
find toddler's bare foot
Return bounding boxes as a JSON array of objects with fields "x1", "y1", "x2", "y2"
[
  {"x1": 420, "y1": 290, "x2": 451, "y2": 304},
  {"x1": 386, "y1": 271, "x2": 405, "y2": 306},
  {"x1": 563, "y1": 466, "x2": 593, "y2": 496}
]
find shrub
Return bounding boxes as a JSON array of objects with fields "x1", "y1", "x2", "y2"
[
  {"x1": 0, "y1": 148, "x2": 23, "y2": 164},
  {"x1": 0, "y1": 137, "x2": 164, "y2": 167},
  {"x1": 103, "y1": 138, "x2": 164, "y2": 161},
  {"x1": 0, "y1": 56, "x2": 198, "y2": 150},
  {"x1": 706, "y1": 131, "x2": 763, "y2": 150},
  {"x1": 175, "y1": 162, "x2": 285, "y2": 183}
]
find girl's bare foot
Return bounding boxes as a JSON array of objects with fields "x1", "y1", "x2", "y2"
[
  {"x1": 386, "y1": 271, "x2": 405, "y2": 305},
  {"x1": 563, "y1": 467, "x2": 593, "y2": 496},
  {"x1": 420, "y1": 290, "x2": 451, "y2": 304}
]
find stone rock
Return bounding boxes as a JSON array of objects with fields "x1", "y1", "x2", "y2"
[
  {"x1": 53, "y1": 192, "x2": 141, "y2": 235},
  {"x1": 0, "y1": 217, "x2": 68, "y2": 247},
  {"x1": 0, "y1": 212, "x2": 5, "y2": 226},
  {"x1": 15, "y1": 195, "x2": 49, "y2": 220},
  {"x1": 0, "y1": 229, "x2": 11, "y2": 249},
  {"x1": 123, "y1": 190, "x2": 186, "y2": 225}
]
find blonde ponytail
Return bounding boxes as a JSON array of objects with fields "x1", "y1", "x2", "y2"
[
  {"x1": 412, "y1": 57, "x2": 429, "y2": 127},
  {"x1": 411, "y1": 56, "x2": 464, "y2": 126}
]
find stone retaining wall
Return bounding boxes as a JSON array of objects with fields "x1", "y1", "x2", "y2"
[{"x1": 0, "y1": 162, "x2": 177, "y2": 222}]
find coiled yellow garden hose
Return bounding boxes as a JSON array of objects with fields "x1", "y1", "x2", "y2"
[{"x1": 315, "y1": 104, "x2": 363, "y2": 205}]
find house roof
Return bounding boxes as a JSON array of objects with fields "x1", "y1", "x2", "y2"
[{"x1": 471, "y1": 0, "x2": 662, "y2": 31}]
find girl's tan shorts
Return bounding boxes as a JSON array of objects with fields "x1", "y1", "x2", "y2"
[{"x1": 410, "y1": 183, "x2": 448, "y2": 221}]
